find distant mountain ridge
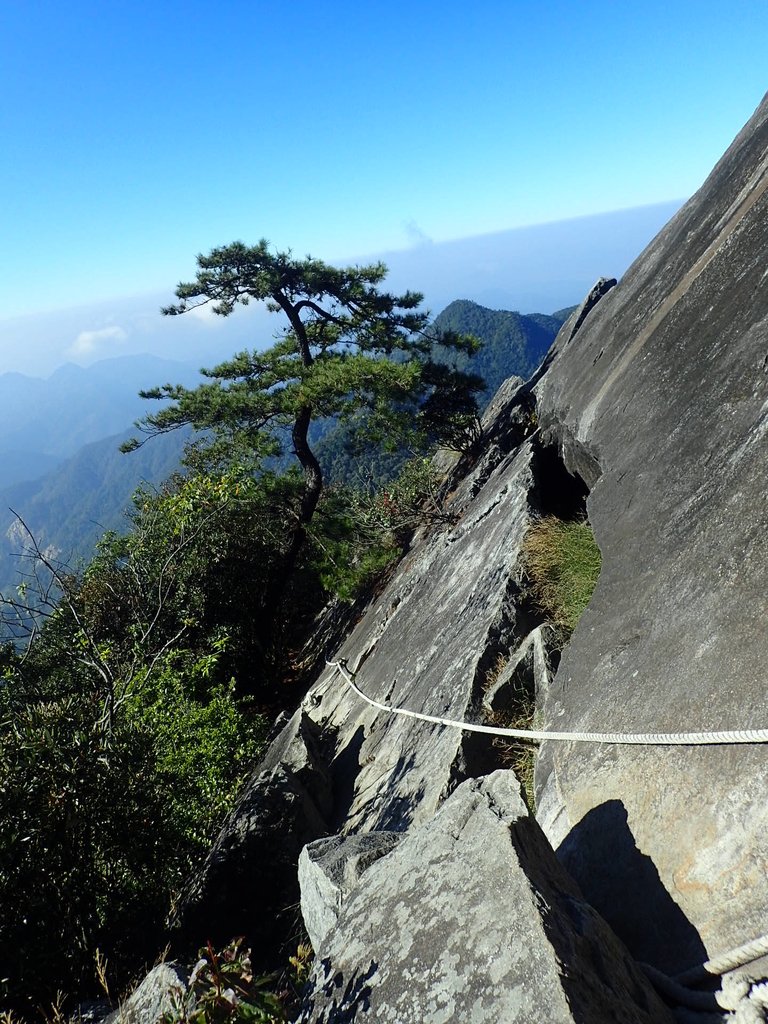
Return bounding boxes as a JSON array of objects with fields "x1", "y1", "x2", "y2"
[
  {"x1": 0, "y1": 354, "x2": 201, "y2": 598},
  {"x1": 311, "y1": 299, "x2": 571, "y2": 484},
  {"x1": 0, "y1": 354, "x2": 202, "y2": 488},
  {"x1": 432, "y1": 299, "x2": 572, "y2": 401},
  {"x1": 0, "y1": 427, "x2": 189, "y2": 597}
]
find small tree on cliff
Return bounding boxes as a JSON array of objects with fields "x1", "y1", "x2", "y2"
[{"x1": 125, "y1": 240, "x2": 482, "y2": 607}]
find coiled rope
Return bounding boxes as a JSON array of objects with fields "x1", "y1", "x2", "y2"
[{"x1": 327, "y1": 660, "x2": 768, "y2": 747}]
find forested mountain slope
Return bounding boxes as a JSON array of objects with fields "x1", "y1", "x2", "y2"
[
  {"x1": 431, "y1": 299, "x2": 571, "y2": 400},
  {"x1": 0, "y1": 355, "x2": 201, "y2": 487},
  {"x1": 0, "y1": 427, "x2": 188, "y2": 595}
]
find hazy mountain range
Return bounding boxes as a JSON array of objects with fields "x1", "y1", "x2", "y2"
[
  {"x1": 0, "y1": 355, "x2": 202, "y2": 486},
  {"x1": 0, "y1": 297, "x2": 571, "y2": 597},
  {"x1": 0, "y1": 428, "x2": 189, "y2": 599},
  {"x1": 0, "y1": 355, "x2": 201, "y2": 596},
  {"x1": 0, "y1": 201, "x2": 682, "y2": 378}
]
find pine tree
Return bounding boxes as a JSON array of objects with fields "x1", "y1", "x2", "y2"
[{"x1": 125, "y1": 239, "x2": 482, "y2": 605}]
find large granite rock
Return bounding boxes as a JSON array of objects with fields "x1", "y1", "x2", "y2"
[
  {"x1": 104, "y1": 963, "x2": 187, "y2": 1024},
  {"x1": 296, "y1": 382, "x2": 542, "y2": 838},
  {"x1": 298, "y1": 771, "x2": 674, "y2": 1024},
  {"x1": 168, "y1": 380, "x2": 547, "y2": 962},
  {"x1": 534, "y1": 91, "x2": 768, "y2": 971}
]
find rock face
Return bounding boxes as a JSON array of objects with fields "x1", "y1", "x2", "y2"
[
  {"x1": 298, "y1": 832, "x2": 401, "y2": 951},
  {"x1": 298, "y1": 772, "x2": 673, "y2": 1024},
  {"x1": 104, "y1": 963, "x2": 187, "y2": 1024},
  {"x1": 534, "y1": 91, "x2": 768, "y2": 971},
  {"x1": 170, "y1": 374, "x2": 550, "y2": 963},
  {"x1": 304, "y1": 406, "x2": 540, "y2": 840},
  {"x1": 116, "y1": 92, "x2": 768, "y2": 1022},
  {"x1": 563, "y1": 275, "x2": 617, "y2": 342}
]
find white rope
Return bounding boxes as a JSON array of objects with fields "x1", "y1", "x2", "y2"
[
  {"x1": 327, "y1": 661, "x2": 768, "y2": 746},
  {"x1": 325, "y1": 659, "x2": 768, "y2": 1015},
  {"x1": 676, "y1": 936, "x2": 768, "y2": 986}
]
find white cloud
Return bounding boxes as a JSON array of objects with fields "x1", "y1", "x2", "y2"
[
  {"x1": 68, "y1": 325, "x2": 128, "y2": 356},
  {"x1": 403, "y1": 219, "x2": 434, "y2": 247}
]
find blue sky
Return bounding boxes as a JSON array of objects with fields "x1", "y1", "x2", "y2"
[{"x1": 1, "y1": 0, "x2": 766, "y2": 325}]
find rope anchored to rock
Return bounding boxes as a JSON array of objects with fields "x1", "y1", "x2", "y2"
[
  {"x1": 327, "y1": 660, "x2": 768, "y2": 747},
  {"x1": 326, "y1": 658, "x2": 768, "y2": 1019}
]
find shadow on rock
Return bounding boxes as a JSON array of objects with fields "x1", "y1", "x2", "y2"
[
  {"x1": 335, "y1": 743, "x2": 427, "y2": 835},
  {"x1": 556, "y1": 799, "x2": 707, "y2": 973},
  {"x1": 330, "y1": 725, "x2": 366, "y2": 832},
  {"x1": 368, "y1": 751, "x2": 426, "y2": 833},
  {"x1": 299, "y1": 958, "x2": 377, "y2": 1024}
]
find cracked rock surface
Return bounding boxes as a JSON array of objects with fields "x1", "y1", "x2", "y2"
[{"x1": 298, "y1": 772, "x2": 673, "y2": 1024}]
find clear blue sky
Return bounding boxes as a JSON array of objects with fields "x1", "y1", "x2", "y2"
[{"x1": 1, "y1": 0, "x2": 766, "y2": 320}]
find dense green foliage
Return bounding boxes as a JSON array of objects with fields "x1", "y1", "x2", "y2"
[
  {"x1": 0, "y1": 468, "x2": 278, "y2": 1010},
  {"x1": 308, "y1": 456, "x2": 452, "y2": 601},
  {"x1": 0, "y1": 635, "x2": 265, "y2": 1009},
  {"x1": 164, "y1": 939, "x2": 286, "y2": 1024}
]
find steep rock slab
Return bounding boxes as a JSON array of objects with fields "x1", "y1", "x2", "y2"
[
  {"x1": 168, "y1": 383, "x2": 542, "y2": 960},
  {"x1": 298, "y1": 771, "x2": 674, "y2": 1024},
  {"x1": 535, "y1": 92, "x2": 768, "y2": 971},
  {"x1": 297, "y1": 384, "x2": 540, "y2": 836}
]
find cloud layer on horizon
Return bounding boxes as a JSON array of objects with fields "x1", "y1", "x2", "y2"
[
  {"x1": 0, "y1": 201, "x2": 684, "y2": 379},
  {"x1": 69, "y1": 324, "x2": 129, "y2": 357}
]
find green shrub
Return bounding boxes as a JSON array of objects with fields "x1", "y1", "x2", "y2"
[
  {"x1": 523, "y1": 516, "x2": 601, "y2": 634},
  {"x1": 483, "y1": 655, "x2": 538, "y2": 811},
  {"x1": 0, "y1": 640, "x2": 266, "y2": 1012},
  {"x1": 307, "y1": 456, "x2": 452, "y2": 603},
  {"x1": 125, "y1": 648, "x2": 265, "y2": 853},
  {"x1": 164, "y1": 939, "x2": 285, "y2": 1024}
]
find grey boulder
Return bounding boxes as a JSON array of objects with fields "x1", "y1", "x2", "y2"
[
  {"x1": 298, "y1": 771, "x2": 673, "y2": 1024},
  {"x1": 298, "y1": 832, "x2": 402, "y2": 951},
  {"x1": 104, "y1": 963, "x2": 187, "y2": 1024}
]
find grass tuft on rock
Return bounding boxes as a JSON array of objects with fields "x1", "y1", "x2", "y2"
[{"x1": 523, "y1": 516, "x2": 601, "y2": 633}]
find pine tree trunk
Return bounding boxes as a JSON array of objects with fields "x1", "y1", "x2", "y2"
[{"x1": 259, "y1": 404, "x2": 323, "y2": 640}]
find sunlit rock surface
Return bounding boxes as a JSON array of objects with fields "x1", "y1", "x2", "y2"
[
  {"x1": 534, "y1": 91, "x2": 768, "y2": 971},
  {"x1": 298, "y1": 772, "x2": 673, "y2": 1024}
]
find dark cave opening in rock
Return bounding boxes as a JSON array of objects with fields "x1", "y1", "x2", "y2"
[{"x1": 529, "y1": 437, "x2": 591, "y2": 521}]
